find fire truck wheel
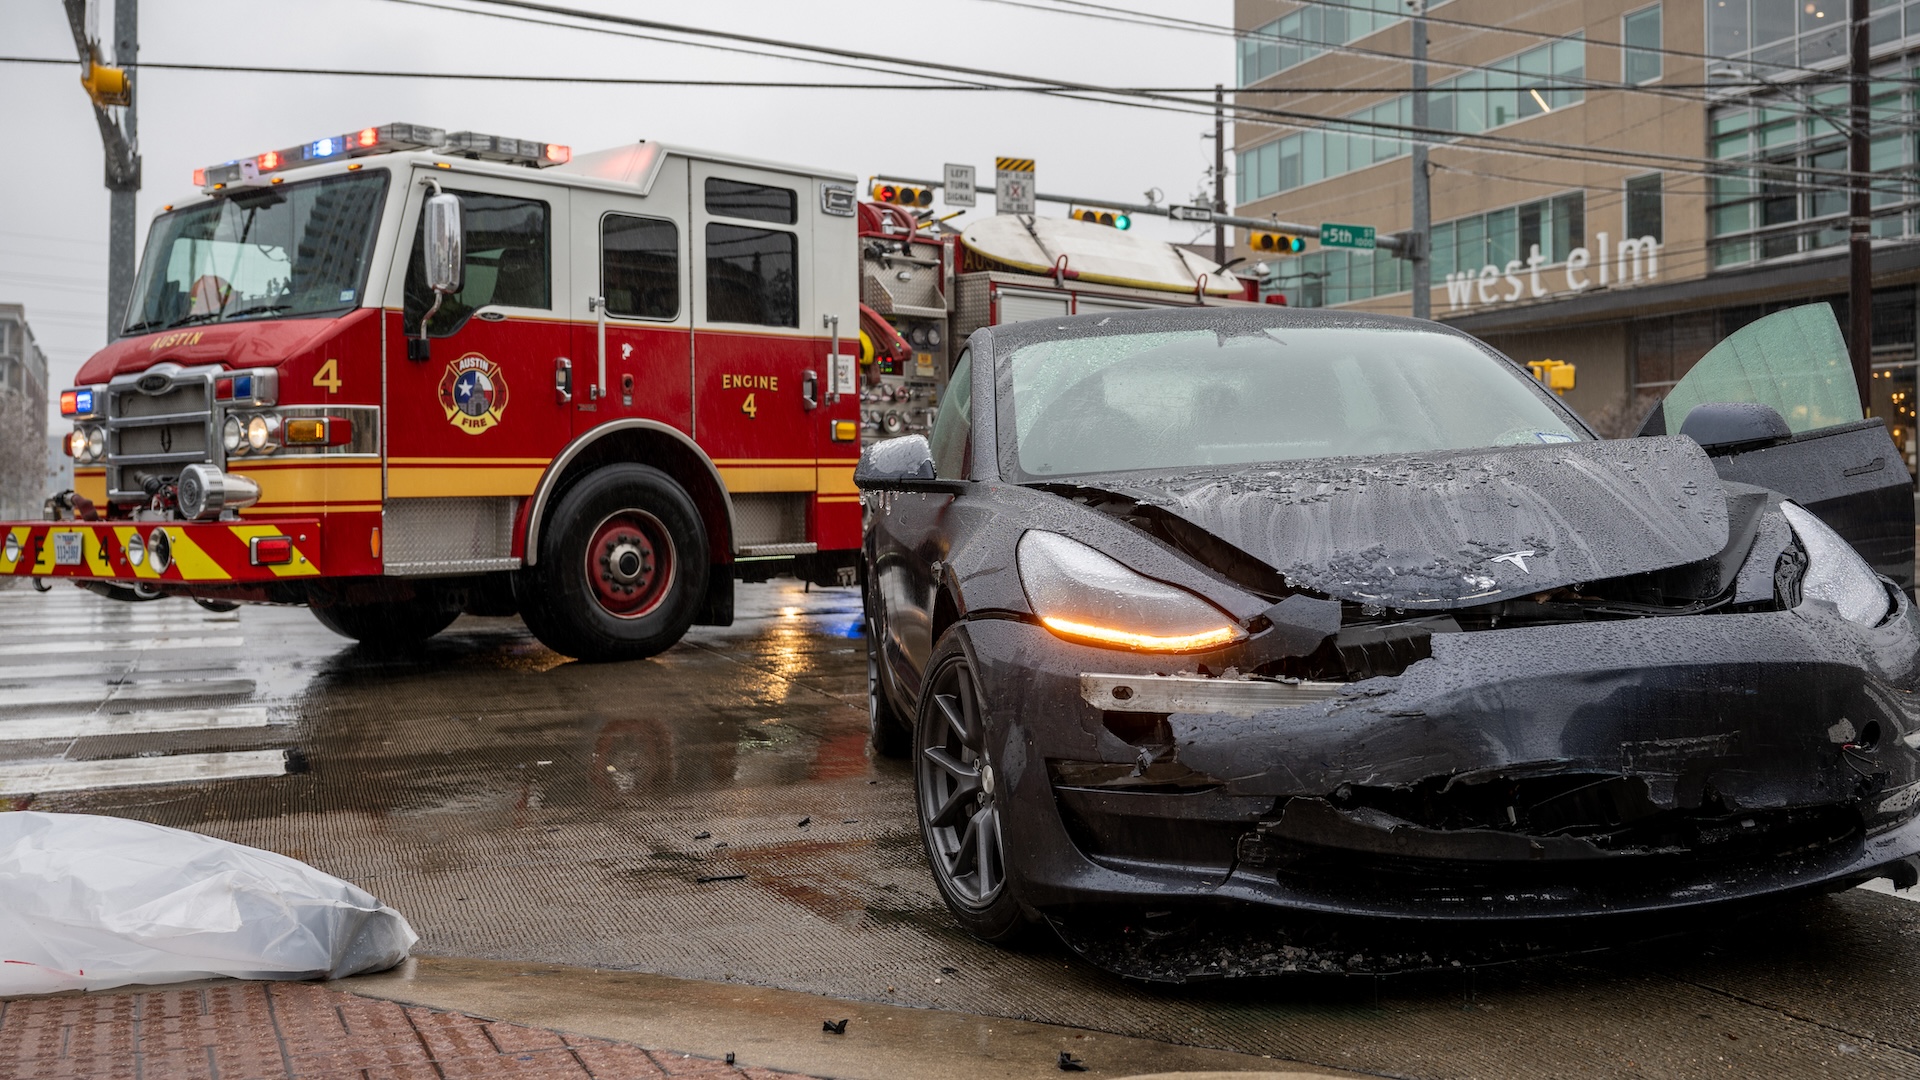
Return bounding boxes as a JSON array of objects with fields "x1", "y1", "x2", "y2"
[
  {"x1": 309, "y1": 596, "x2": 460, "y2": 646},
  {"x1": 516, "y1": 464, "x2": 708, "y2": 662}
]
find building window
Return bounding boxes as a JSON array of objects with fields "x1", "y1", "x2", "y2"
[
  {"x1": 1237, "y1": 0, "x2": 1406, "y2": 86},
  {"x1": 1706, "y1": 0, "x2": 1905, "y2": 74},
  {"x1": 1267, "y1": 247, "x2": 1410, "y2": 308},
  {"x1": 1625, "y1": 174, "x2": 1664, "y2": 242},
  {"x1": 1624, "y1": 4, "x2": 1663, "y2": 83},
  {"x1": 1427, "y1": 192, "x2": 1585, "y2": 280},
  {"x1": 1706, "y1": 72, "x2": 1916, "y2": 267},
  {"x1": 1237, "y1": 36, "x2": 1582, "y2": 204},
  {"x1": 706, "y1": 223, "x2": 797, "y2": 327}
]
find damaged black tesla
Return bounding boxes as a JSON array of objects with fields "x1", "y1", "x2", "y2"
[{"x1": 856, "y1": 303, "x2": 1920, "y2": 980}]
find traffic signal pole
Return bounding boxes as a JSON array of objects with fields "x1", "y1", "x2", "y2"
[
  {"x1": 1849, "y1": 0, "x2": 1873, "y2": 410},
  {"x1": 1409, "y1": 2, "x2": 1431, "y2": 320},
  {"x1": 870, "y1": 175, "x2": 1410, "y2": 256},
  {"x1": 62, "y1": 0, "x2": 140, "y2": 341},
  {"x1": 1213, "y1": 84, "x2": 1227, "y2": 268}
]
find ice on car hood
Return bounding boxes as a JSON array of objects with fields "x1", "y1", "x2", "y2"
[{"x1": 1077, "y1": 436, "x2": 1731, "y2": 607}]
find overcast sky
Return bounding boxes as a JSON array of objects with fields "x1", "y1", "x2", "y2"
[{"x1": 4, "y1": 0, "x2": 1232, "y2": 423}]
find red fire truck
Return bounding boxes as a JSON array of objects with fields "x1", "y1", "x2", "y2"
[{"x1": 3, "y1": 123, "x2": 1251, "y2": 661}]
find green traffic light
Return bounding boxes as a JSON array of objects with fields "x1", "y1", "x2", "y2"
[{"x1": 1114, "y1": 214, "x2": 1130, "y2": 230}]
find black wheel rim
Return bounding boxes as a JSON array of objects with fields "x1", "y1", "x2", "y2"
[{"x1": 917, "y1": 655, "x2": 1005, "y2": 909}]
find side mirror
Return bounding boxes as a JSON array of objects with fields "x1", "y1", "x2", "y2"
[
  {"x1": 424, "y1": 192, "x2": 464, "y2": 296},
  {"x1": 1678, "y1": 401, "x2": 1792, "y2": 452},
  {"x1": 855, "y1": 434, "x2": 947, "y2": 490},
  {"x1": 412, "y1": 190, "x2": 463, "y2": 362}
]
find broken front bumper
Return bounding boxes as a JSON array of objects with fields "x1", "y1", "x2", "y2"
[
  {"x1": 0, "y1": 520, "x2": 323, "y2": 584},
  {"x1": 965, "y1": 594, "x2": 1920, "y2": 929}
]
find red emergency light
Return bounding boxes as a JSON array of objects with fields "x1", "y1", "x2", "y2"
[
  {"x1": 249, "y1": 535, "x2": 294, "y2": 566},
  {"x1": 257, "y1": 150, "x2": 282, "y2": 171},
  {"x1": 544, "y1": 144, "x2": 571, "y2": 164}
]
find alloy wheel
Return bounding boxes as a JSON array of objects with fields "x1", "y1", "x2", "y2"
[{"x1": 917, "y1": 655, "x2": 1006, "y2": 908}]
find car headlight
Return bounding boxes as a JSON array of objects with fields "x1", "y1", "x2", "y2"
[
  {"x1": 1780, "y1": 502, "x2": 1890, "y2": 626},
  {"x1": 1017, "y1": 530, "x2": 1245, "y2": 652}
]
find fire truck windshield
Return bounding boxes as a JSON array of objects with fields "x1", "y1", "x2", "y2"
[{"x1": 123, "y1": 170, "x2": 390, "y2": 336}]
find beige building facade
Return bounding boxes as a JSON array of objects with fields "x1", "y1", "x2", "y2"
[{"x1": 1234, "y1": 0, "x2": 1920, "y2": 461}]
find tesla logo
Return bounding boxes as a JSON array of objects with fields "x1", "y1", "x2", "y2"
[
  {"x1": 159, "y1": 428, "x2": 172, "y2": 453},
  {"x1": 1489, "y1": 550, "x2": 1537, "y2": 574}
]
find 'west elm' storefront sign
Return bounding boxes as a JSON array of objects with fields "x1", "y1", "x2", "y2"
[{"x1": 1443, "y1": 233, "x2": 1660, "y2": 312}]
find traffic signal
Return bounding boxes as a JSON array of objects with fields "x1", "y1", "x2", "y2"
[
  {"x1": 80, "y1": 46, "x2": 130, "y2": 108},
  {"x1": 1071, "y1": 207, "x2": 1132, "y2": 230},
  {"x1": 1249, "y1": 231, "x2": 1307, "y2": 253},
  {"x1": 871, "y1": 183, "x2": 934, "y2": 207},
  {"x1": 1526, "y1": 359, "x2": 1577, "y2": 395}
]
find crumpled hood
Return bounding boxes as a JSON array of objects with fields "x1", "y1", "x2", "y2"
[{"x1": 1075, "y1": 436, "x2": 1731, "y2": 608}]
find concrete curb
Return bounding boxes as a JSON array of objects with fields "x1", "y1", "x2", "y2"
[{"x1": 330, "y1": 956, "x2": 1367, "y2": 1080}]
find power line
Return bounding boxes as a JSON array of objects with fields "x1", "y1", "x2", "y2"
[
  {"x1": 1, "y1": 53, "x2": 1830, "y2": 96},
  {"x1": 412, "y1": 0, "x2": 1902, "y2": 188},
  {"x1": 1028, "y1": 0, "x2": 1903, "y2": 86}
]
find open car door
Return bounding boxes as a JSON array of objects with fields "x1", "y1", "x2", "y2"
[{"x1": 1639, "y1": 303, "x2": 1913, "y2": 588}]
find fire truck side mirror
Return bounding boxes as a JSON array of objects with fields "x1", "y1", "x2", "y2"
[{"x1": 424, "y1": 192, "x2": 464, "y2": 296}]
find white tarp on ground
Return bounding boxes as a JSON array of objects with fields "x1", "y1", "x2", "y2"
[{"x1": 0, "y1": 812, "x2": 416, "y2": 995}]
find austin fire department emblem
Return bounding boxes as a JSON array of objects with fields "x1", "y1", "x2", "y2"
[{"x1": 439, "y1": 353, "x2": 509, "y2": 434}]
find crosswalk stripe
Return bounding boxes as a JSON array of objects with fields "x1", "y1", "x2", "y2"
[
  {"x1": 3, "y1": 623, "x2": 243, "y2": 639},
  {"x1": 0, "y1": 679, "x2": 257, "y2": 711},
  {"x1": 0, "y1": 707, "x2": 274, "y2": 742},
  {"x1": 0, "y1": 750, "x2": 291, "y2": 795},
  {"x1": 0, "y1": 635, "x2": 246, "y2": 659}
]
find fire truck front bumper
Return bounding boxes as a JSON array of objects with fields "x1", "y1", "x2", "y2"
[{"x1": 0, "y1": 519, "x2": 325, "y2": 584}]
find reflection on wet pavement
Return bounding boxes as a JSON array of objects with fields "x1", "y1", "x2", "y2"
[{"x1": 5, "y1": 579, "x2": 1920, "y2": 1077}]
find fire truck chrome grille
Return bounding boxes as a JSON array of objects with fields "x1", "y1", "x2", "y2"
[{"x1": 105, "y1": 364, "x2": 221, "y2": 503}]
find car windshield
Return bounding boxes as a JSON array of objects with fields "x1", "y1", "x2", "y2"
[
  {"x1": 1006, "y1": 325, "x2": 1585, "y2": 477},
  {"x1": 123, "y1": 171, "x2": 388, "y2": 335}
]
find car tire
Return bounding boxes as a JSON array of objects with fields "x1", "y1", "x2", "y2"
[
  {"x1": 868, "y1": 616, "x2": 912, "y2": 758},
  {"x1": 516, "y1": 464, "x2": 707, "y2": 663},
  {"x1": 310, "y1": 595, "x2": 458, "y2": 646},
  {"x1": 914, "y1": 630, "x2": 1033, "y2": 944}
]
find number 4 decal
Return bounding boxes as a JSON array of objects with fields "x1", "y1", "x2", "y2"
[
  {"x1": 313, "y1": 358, "x2": 341, "y2": 394},
  {"x1": 741, "y1": 392, "x2": 757, "y2": 419}
]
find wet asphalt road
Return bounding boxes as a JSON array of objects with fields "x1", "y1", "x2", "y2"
[{"x1": 6, "y1": 580, "x2": 1920, "y2": 1078}]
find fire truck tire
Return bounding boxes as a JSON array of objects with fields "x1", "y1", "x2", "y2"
[
  {"x1": 516, "y1": 464, "x2": 708, "y2": 662},
  {"x1": 309, "y1": 596, "x2": 460, "y2": 646}
]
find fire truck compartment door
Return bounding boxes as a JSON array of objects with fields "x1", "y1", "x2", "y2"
[
  {"x1": 569, "y1": 169, "x2": 693, "y2": 436},
  {"x1": 383, "y1": 170, "x2": 573, "y2": 570},
  {"x1": 690, "y1": 159, "x2": 823, "y2": 533}
]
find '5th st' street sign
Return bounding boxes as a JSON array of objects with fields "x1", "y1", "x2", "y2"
[{"x1": 1319, "y1": 223, "x2": 1376, "y2": 250}]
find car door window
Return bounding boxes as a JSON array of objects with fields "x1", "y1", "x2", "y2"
[
  {"x1": 705, "y1": 223, "x2": 797, "y2": 327},
  {"x1": 928, "y1": 349, "x2": 972, "y2": 479},
  {"x1": 602, "y1": 213, "x2": 678, "y2": 320},
  {"x1": 1649, "y1": 303, "x2": 1861, "y2": 436},
  {"x1": 404, "y1": 190, "x2": 551, "y2": 336}
]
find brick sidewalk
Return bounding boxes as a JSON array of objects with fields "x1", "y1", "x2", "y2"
[{"x1": 0, "y1": 981, "x2": 823, "y2": 1079}]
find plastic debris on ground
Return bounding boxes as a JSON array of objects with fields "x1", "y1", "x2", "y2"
[{"x1": 0, "y1": 811, "x2": 417, "y2": 995}]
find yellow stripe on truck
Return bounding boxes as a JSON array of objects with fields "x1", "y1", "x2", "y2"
[
  {"x1": 231, "y1": 464, "x2": 380, "y2": 508},
  {"x1": 227, "y1": 523, "x2": 322, "y2": 578},
  {"x1": 387, "y1": 466, "x2": 544, "y2": 498}
]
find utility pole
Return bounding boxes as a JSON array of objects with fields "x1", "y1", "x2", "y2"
[
  {"x1": 62, "y1": 0, "x2": 140, "y2": 341},
  {"x1": 1849, "y1": 0, "x2": 1873, "y2": 410},
  {"x1": 1213, "y1": 83, "x2": 1227, "y2": 268},
  {"x1": 1409, "y1": 1, "x2": 1430, "y2": 320}
]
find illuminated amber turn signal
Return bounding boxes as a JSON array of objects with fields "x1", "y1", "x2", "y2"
[{"x1": 1039, "y1": 616, "x2": 1242, "y2": 653}]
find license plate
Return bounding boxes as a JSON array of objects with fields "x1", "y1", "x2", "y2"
[{"x1": 53, "y1": 532, "x2": 83, "y2": 567}]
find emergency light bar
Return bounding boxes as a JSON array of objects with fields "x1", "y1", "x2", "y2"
[
  {"x1": 443, "y1": 131, "x2": 571, "y2": 167},
  {"x1": 195, "y1": 123, "x2": 569, "y2": 192}
]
